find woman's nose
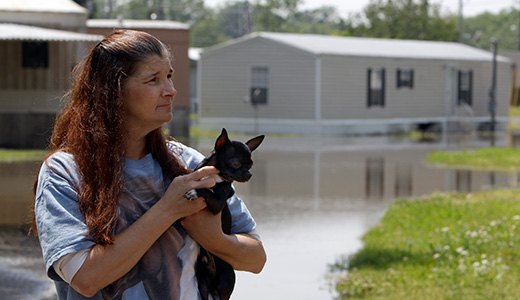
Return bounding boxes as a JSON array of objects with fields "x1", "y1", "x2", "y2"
[{"x1": 163, "y1": 81, "x2": 177, "y2": 98}]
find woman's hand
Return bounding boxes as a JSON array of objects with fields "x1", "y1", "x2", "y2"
[{"x1": 158, "y1": 166, "x2": 219, "y2": 221}]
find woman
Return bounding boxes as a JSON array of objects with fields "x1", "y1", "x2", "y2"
[{"x1": 32, "y1": 29, "x2": 266, "y2": 299}]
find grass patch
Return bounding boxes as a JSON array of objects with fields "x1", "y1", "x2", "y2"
[
  {"x1": 0, "y1": 149, "x2": 47, "y2": 162},
  {"x1": 189, "y1": 127, "x2": 225, "y2": 138},
  {"x1": 334, "y1": 190, "x2": 520, "y2": 299},
  {"x1": 336, "y1": 191, "x2": 520, "y2": 299},
  {"x1": 426, "y1": 147, "x2": 520, "y2": 172}
]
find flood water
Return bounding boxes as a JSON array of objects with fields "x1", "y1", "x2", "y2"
[{"x1": 0, "y1": 133, "x2": 516, "y2": 299}]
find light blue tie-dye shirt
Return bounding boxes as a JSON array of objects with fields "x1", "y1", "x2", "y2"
[{"x1": 34, "y1": 142, "x2": 256, "y2": 300}]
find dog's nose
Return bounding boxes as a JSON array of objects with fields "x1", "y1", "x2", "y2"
[{"x1": 244, "y1": 172, "x2": 252, "y2": 181}]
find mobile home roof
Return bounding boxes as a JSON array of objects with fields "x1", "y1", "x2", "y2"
[
  {"x1": 206, "y1": 32, "x2": 510, "y2": 63},
  {"x1": 0, "y1": 0, "x2": 86, "y2": 14},
  {"x1": 0, "y1": 23, "x2": 102, "y2": 42},
  {"x1": 87, "y1": 19, "x2": 189, "y2": 30}
]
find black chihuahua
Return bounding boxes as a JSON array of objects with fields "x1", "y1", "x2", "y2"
[{"x1": 185, "y1": 128, "x2": 264, "y2": 300}]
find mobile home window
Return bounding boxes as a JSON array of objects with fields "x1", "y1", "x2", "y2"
[
  {"x1": 367, "y1": 68, "x2": 385, "y2": 107},
  {"x1": 397, "y1": 68, "x2": 414, "y2": 89},
  {"x1": 22, "y1": 42, "x2": 49, "y2": 68},
  {"x1": 457, "y1": 70, "x2": 473, "y2": 106},
  {"x1": 250, "y1": 66, "x2": 269, "y2": 105}
]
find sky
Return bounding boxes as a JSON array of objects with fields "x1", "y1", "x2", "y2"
[{"x1": 204, "y1": 0, "x2": 518, "y2": 17}]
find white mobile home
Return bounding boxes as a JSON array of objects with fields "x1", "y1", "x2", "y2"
[{"x1": 198, "y1": 32, "x2": 511, "y2": 135}]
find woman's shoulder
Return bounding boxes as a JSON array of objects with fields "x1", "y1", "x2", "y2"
[
  {"x1": 39, "y1": 150, "x2": 81, "y2": 187},
  {"x1": 44, "y1": 151, "x2": 77, "y2": 171},
  {"x1": 167, "y1": 140, "x2": 205, "y2": 169}
]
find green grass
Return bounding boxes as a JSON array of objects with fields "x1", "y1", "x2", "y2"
[
  {"x1": 426, "y1": 147, "x2": 520, "y2": 172},
  {"x1": 189, "y1": 127, "x2": 225, "y2": 138},
  {"x1": 334, "y1": 190, "x2": 520, "y2": 299},
  {"x1": 0, "y1": 149, "x2": 47, "y2": 162}
]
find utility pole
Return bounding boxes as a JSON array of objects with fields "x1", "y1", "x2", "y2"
[
  {"x1": 237, "y1": 0, "x2": 251, "y2": 37},
  {"x1": 489, "y1": 40, "x2": 498, "y2": 146},
  {"x1": 243, "y1": 0, "x2": 251, "y2": 36},
  {"x1": 458, "y1": 0, "x2": 464, "y2": 42},
  {"x1": 518, "y1": 0, "x2": 520, "y2": 50}
]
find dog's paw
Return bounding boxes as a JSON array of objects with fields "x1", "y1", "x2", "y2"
[{"x1": 184, "y1": 189, "x2": 198, "y2": 200}]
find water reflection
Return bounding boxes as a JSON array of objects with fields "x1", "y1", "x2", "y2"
[
  {"x1": 1, "y1": 133, "x2": 517, "y2": 299},
  {"x1": 0, "y1": 161, "x2": 40, "y2": 226},
  {"x1": 366, "y1": 157, "x2": 384, "y2": 200},
  {"x1": 394, "y1": 163, "x2": 412, "y2": 198}
]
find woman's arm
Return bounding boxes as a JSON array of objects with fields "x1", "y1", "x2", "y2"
[
  {"x1": 181, "y1": 209, "x2": 267, "y2": 274},
  {"x1": 70, "y1": 166, "x2": 218, "y2": 297}
]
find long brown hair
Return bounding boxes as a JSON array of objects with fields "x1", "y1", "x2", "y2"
[{"x1": 32, "y1": 30, "x2": 188, "y2": 244}]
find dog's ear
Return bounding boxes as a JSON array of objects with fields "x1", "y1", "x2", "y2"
[
  {"x1": 245, "y1": 135, "x2": 265, "y2": 152},
  {"x1": 215, "y1": 128, "x2": 230, "y2": 150}
]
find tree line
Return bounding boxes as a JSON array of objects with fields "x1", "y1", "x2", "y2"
[{"x1": 74, "y1": 0, "x2": 520, "y2": 51}]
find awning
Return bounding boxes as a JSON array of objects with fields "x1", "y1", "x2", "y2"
[{"x1": 0, "y1": 23, "x2": 103, "y2": 42}]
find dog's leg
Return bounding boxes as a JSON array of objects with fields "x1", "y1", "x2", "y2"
[
  {"x1": 214, "y1": 255, "x2": 235, "y2": 300},
  {"x1": 213, "y1": 183, "x2": 235, "y2": 204},
  {"x1": 185, "y1": 188, "x2": 225, "y2": 214}
]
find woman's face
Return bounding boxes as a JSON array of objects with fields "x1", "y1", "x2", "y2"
[{"x1": 120, "y1": 53, "x2": 177, "y2": 134}]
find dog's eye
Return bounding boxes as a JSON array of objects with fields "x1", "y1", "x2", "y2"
[{"x1": 230, "y1": 161, "x2": 242, "y2": 169}]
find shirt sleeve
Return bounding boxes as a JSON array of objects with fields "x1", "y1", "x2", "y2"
[
  {"x1": 34, "y1": 152, "x2": 96, "y2": 281},
  {"x1": 246, "y1": 229, "x2": 262, "y2": 242},
  {"x1": 52, "y1": 247, "x2": 91, "y2": 284},
  {"x1": 227, "y1": 192, "x2": 257, "y2": 234}
]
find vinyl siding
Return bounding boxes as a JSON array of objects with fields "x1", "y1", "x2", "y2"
[
  {"x1": 320, "y1": 55, "x2": 510, "y2": 120},
  {"x1": 200, "y1": 38, "x2": 316, "y2": 120},
  {"x1": 472, "y1": 61, "x2": 510, "y2": 117}
]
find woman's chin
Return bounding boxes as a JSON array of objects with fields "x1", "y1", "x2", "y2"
[{"x1": 158, "y1": 112, "x2": 173, "y2": 124}]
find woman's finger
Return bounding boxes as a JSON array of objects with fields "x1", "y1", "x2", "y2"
[
  {"x1": 194, "y1": 175, "x2": 217, "y2": 189},
  {"x1": 190, "y1": 166, "x2": 219, "y2": 181}
]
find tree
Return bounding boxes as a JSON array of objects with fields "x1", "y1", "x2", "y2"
[
  {"x1": 190, "y1": 9, "x2": 231, "y2": 47},
  {"x1": 218, "y1": 1, "x2": 253, "y2": 38},
  {"x1": 91, "y1": 0, "x2": 206, "y2": 22},
  {"x1": 84, "y1": 0, "x2": 515, "y2": 51},
  {"x1": 167, "y1": 0, "x2": 206, "y2": 23},
  {"x1": 250, "y1": 0, "x2": 302, "y2": 32},
  {"x1": 87, "y1": 0, "x2": 120, "y2": 19},
  {"x1": 285, "y1": 6, "x2": 343, "y2": 34},
  {"x1": 340, "y1": 0, "x2": 458, "y2": 42},
  {"x1": 464, "y1": 7, "x2": 519, "y2": 51}
]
